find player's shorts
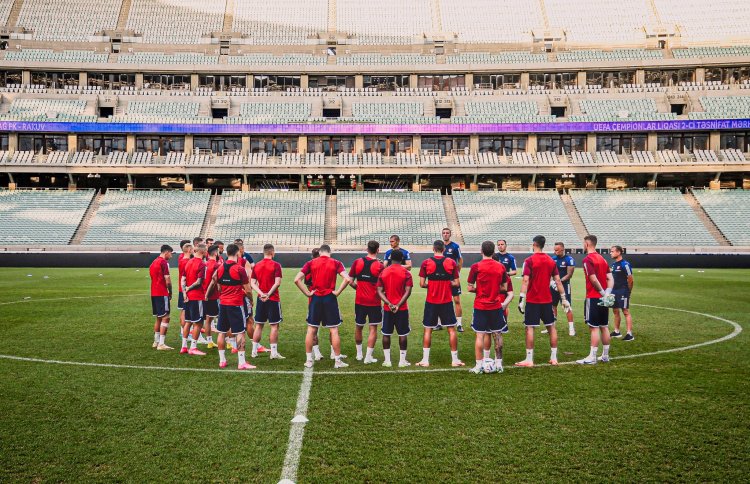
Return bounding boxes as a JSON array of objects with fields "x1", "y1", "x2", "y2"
[
  {"x1": 184, "y1": 299, "x2": 205, "y2": 324},
  {"x1": 613, "y1": 291, "x2": 630, "y2": 309},
  {"x1": 423, "y1": 301, "x2": 457, "y2": 328},
  {"x1": 177, "y1": 291, "x2": 185, "y2": 310},
  {"x1": 255, "y1": 298, "x2": 282, "y2": 324},
  {"x1": 472, "y1": 308, "x2": 508, "y2": 334},
  {"x1": 307, "y1": 294, "x2": 342, "y2": 328},
  {"x1": 551, "y1": 283, "x2": 572, "y2": 306},
  {"x1": 382, "y1": 310, "x2": 410, "y2": 336},
  {"x1": 217, "y1": 304, "x2": 247, "y2": 334},
  {"x1": 524, "y1": 302, "x2": 556, "y2": 327},
  {"x1": 355, "y1": 304, "x2": 383, "y2": 326},
  {"x1": 584, "y1": 298, "x2": 610, "y2": 327},
  {"x1": 204, "y1": 299, "x2": 219, "y2": 318},
  {"x1": 451, "y1": 283, "x2": 462, "y2": 297},
  {"x1": 243, "y1": 297, "x2": 253, "y2": 320},
  {"x1": 151, "y1": 295, "x2": 170, "y2": 318}
]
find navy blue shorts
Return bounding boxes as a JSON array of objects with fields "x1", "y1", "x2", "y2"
[
  {"x1": 177, "y1": 291, "x2": 185, "y2": 310},
  {"x1": 524, "y1": 302, "x2": 555, "y2": 327},
  {"x1": 308, "y1": 294, "x2": 342, "y2": 328},
  {"x1": 204, "y1": 299, "x2": 219, "y2": 318},
  {"x1": 185, "y1": 300, "x2": 205, "y2": 324},
  {"x1": 255, "y1": 298, "x2": 283, "y2": 324},
  {"x1": 452, "y1": 284, "x2": 462, "y2": 297},
  {"x1": 217, "y1": 305, "x2": 247, "y2": 334},
  {"x1": 472, "y1": 308, "x2": 508, "y2": 334},
  {"x1": 613, "y1": 291, "x2": 630, "y2": 309},
  {"x1": 551, "y1": 283, "x2": 572, "y2": 306},
  {"x1": 382, "y1": 310, "x2": 410, "y2": 336},
  {"x1": 423, "y1": 301, "x2": 457, "y2": 328},
  {"x1": 151, "y1": 295, "x2": 170, "y2": 318},
  {"x1": 585, "y1": 298, "x2": 610, "y2": 327},
  {"x1": 243, "y1": 297, "x2": 253, "y2": 321},
  {"x1": 355, "y1": 304, "x2": 383, "y2": 326}
]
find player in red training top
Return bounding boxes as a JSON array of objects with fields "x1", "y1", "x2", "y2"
[
  {"x1": 202, "y1": 244, "x2": 220, "y2": 349},
  {"x1": 467, "y1": 241, "x2": 508, "y2": 374},
  {"x1": 515, "y1": 235, "x2": 571, "y2": 368},
  {"x1": 577, "y1": 234, "x2": 615, "y2": 365},
  {"x1": 295, "y1": 244, "x2": 352, "y2": 368},
  {"x1": 376, "y1": 248, "x2": 413, "y2": 368},
  {"x1": 250, "y1": 244, "x2": 285, "y2": 360},
  {"x1": 348, "y1": 240, "x2": 384, "y2": 364},
  {"x1": 417, "y1": 240, "x2": 464, "y2": 368},
  {"x1": 181, "y1": 244, "x2": 207, "y2": 356},
  {"x1": 207, "y1": 243, "x2": 255, "y2": 370},
  {"x1": 177, "y1": 240, "x2": 193, "y2": 335},
  {"x1": 149, "y1": 244, "x2": 174, "y2": 351}
]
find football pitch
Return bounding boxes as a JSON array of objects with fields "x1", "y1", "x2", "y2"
[{"x1": 1, "y1": 266, "x2": 748, "y2": 482}]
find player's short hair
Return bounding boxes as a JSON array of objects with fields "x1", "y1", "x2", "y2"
[
  {"x1": 207, "y1": 244, "x2": 218, "y2": 256},
  {"x1": 195, "y1": 243, "x2": 207, "y2": 253},
  {"x1": 442, "y1": 227, "x2": 452, "y2": 234},
  {"x1": 433, "y1": 240, "x2": 445, "y2": 252},
  {"x1": 234, "y1": 238, "x2": 243, "y2": 244},
  {"x1": 235, "y1": 242, "x2": 244, "y2": 250},
  {"x1": 389, "y1": 234, "x2": 400, "y2": 242},
  {"x1": 183, "y1": 243, "x2": 193, "y2": 252},
  {"x1": 367, "y1": 240, "x2": 379, "y2": 255},
  {"x1": 584, "y1": 234, "x2": 598, "y2": 247},
  {"x1": 319, "y1": 244, "x2": 331, "y2": 254},
  {"x1": 481, "y1": 241, "x2": 495, "y2": 257},
  {"x1": 390, "y1": 248, "x2": 404, "y2": 262},
  {"x1": 311, "y1": 248, "x2": 320, "y2": 259},
  {"x1": 263, "y1": 243, "x2": 274, "y2": 254},
  {"x1": 179, "y1": 239, "x2": 191, "y2": 249},
  {"x1": 554, "y1": 241, "x2": 565, "y2": 248},
  {"x1": 611, "y1": 245, "x2": 623, "y2": 254},
  {"x1": 205, "y1": 238, "x2": 214, "y2": 244},
  {"x1": 532, "y1": 235, "x2": 546, "y2": 249},
  {"x1": 215, "y1": 240, "x2": 224, "y2": 247},
  {"x1": 226, "y1": 243, "x2": 240, "y2": 256},
  {"x1": 193, "y1": 237, "x2": 203, "y2": 245},
  {"x1": 160, "y1": 244, "x2": 173, "y2": 253},
  {"x1": 497, "y1": 239, "x2": 506, "y2": 245}
]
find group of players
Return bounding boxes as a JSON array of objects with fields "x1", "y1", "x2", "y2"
[{"x1": 148, "y1": 229, "x2": 635, "y2": 373}]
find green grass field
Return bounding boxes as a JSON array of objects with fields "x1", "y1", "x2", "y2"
[{"x1": 1, "y1": 266, "x2": 748, "y2": 482}]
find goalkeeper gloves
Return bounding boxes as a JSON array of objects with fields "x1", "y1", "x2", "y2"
[
  {"x1": 598, "y1": 294, "x2": 615, "y2": 307},
  {"x1": 549, "y1": 280, "x2": 557, "y2": 291},
  {"x1": 562, "y1": 298, "x2": 572, "y2": 313},
  {"x1": 600, "y1": 288, "x2": 612, "y2": 298},
  {"x1": 518, "y1": 294, "x2": 526, "y2": 314}
]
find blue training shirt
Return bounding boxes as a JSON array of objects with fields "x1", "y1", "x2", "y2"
[
  {"x1": 492, "y1": 252, "x2": 517, "y2": 273},
  {"x1": 443, "y1": 241, "x2": 462, "y2": 262},
  {"x1": 552, "y1": 254, "x2": 575, "y2": 286},
  {"x1": 610, "y1": 259, "x2": 633, "y2": 292},
  {"x1": 243, "y1": 252, "x2": 255, "y2": 265},
  {"x1": 384, "y1": 247, "x2": 411, "y2": 265}
]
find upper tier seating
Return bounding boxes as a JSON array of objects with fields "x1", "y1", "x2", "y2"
[
  {"x1": 654, "y1": 0, "x2": 750, "y2": 42},
  {"x1": 126, "y1": 0, "x2": 225, "y2": 44},
  {"x1": 336, "y1": 0, "x2": 432, "y2": 45},
  {"x1": 691, "y1": 189, "x2": 750, "y2": 246},
  {"x1": 212, "y1": 190, "x2": 325, "y2": 246},
  {"x1": 440, "y1": 0, "x2": 543, "y2": 43},
  {"x1": 337, "y1": 191, "x2": 445, "y2": 245},
  {"x1": 0, "y1": 189, "x2": 95, "y2": 245},
  {"x1": 118, "y1": 52, "x2": 220, "y2": 64},
  {"x1": 233, "y1": 0, "x2": 328, "y2": 45},
  {"x1": 17, "y1": 0, "x2": 121, "y2": 41},
  {"x1": 570, "y1": 189, "x2": 717, "y2": 247},
  {"x1": 545, "y1": 0, "x2": 656, "y2": 43},
  {"x1": 83, "y1": 189, "x2": 211, "y2": 245},
  {"x1": 453, "y1": 190, "x2": 579, "y2": 247}
]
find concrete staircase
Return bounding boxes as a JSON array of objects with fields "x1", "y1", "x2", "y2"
[
  {"x1": 684, "y1": 190, "x2": 732, "y2": 246},
  {"x1": 116, "y1": 0, "x2": 132, "y2": 31},
  {"x1": 538, "y1": 0, "x2": 550, "y2": 29},
  {"x1": 223, "y1": 0, "x2": 235, "y2": 32},
  {"x1": 560, "y1": 192, "x2": 589, "y2": 240},
  {"x1": 70, "y1": 191, "x2": 103, "y2": 244},
  {"x1": 431, "y1": 0, "x2": 443, "y2": 31},
  {"x1": 6, "y1": 0, "x2": 24, "y2": 28},
  {"x1": 442, "y1": 194, "x2": 465, "y2": 245},
  {"x1": 200, "y1": 193, "x2": 221, "y2": 239},
  {"x1": 327, "y1": 0, "x2": 336, "y2": 32},
  {"x1": 324, "y1": 194, "x2": 338, "y2": 244}
]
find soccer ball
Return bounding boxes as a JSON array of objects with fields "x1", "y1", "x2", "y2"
[{"x1": 482, "y1": 358, "x2": 496, "y2": 373}]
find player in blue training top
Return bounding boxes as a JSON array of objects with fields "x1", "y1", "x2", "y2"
[
  {"x1": 384, "y1": 234, "x2": 412, "y2": 270},
  {"x1": 609, "y1": 245, "x2": 634, "y2": 341},
  {"x1": 441, "y1": 227, "x2": 464, "y2": 332},
  {"x1": 492, "y1": 239, "x2": 518, "y2": 276},
  {"x1": 550, "y1": 242, "x2": 576, "y2": 337}
]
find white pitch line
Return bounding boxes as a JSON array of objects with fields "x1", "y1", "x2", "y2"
[
  {"x1": 0, "y1": 293, "x2": 144, "y2": 306},
  {"x1": 279, "y1": 366, "x2": 314, "y2": 484}
]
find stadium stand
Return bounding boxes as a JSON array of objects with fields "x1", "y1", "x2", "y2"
[
  {"x1": 571, "y1": 99, "x2": 676, "y2": 122},
  {"x1": 446, "y1": 52, "x2": 547, "y2": 64},
  {"x1": 453, "y1": 100, "x2": 555, "y2": 123},
  {"x1": 654, "y1": 0, "x2": 750, "y2": 42},
  {"x1": 225, "y1": 102, "x2": 312, "y2": 124},
  {"x1": 545, "y1": 0, "x2": 655, "y2": 43},
  {"x1": 691, "y1": 189, "x2": 750, "y2": 246},
  {"x1": 689, "y1": 96, "x2": 750, "y2": 120},
  {"x1": 337, "y1": 191, "x2": 445, "y2": 245},
  {"x1": 349, "y1": 102, "x2": 437, "y2": 124},
  {"x1": 0, "y1": 189, "x2": 94, "y2": 245},
  {"x1": 82, "y1": 189, "x2": 210, "y2": 245},
  {"x1": 4, "y1": 49, "x2": 109, "y2": 63},
  {"x1": 0, "y1": 98, "x2": 97, "y2": 122},
  {"x1": 17, "y1": 0, "x2": 121, "y2": 41},
  {"x1": 212, "y1": 191, "x2": 325, "y2": 246},
  {"x1": 452, "y1": 190, "x2": 579, "y2": 247},
  {"x1": 673, "y1": 45, "x2": 750, "y2": 58},
  {"x1": 570, "y1": 189, "x2": 717, "y2": 247},
  {"x1": 440, "y1": 0, "x2": 543, "y2": 44},
  {"x1": 126, "y1": 0, "x2": 225, "y2": 44},
  {"x1": 337, "y1": 53, "x2": 437, "y2": 65},
  {"x1": 117, "y1": 52, "x2": 220, "y2": 65},
  {"x1": 229, "y1": 54, "x2": 327, "y2": 66},
  {"x1": 336, "y1": 0, "x2": 432, "y2": 45},
  {"x1": 233, "y1": 0, "x2": 328, "y2": 45},
  {"x1": 0, "y1": 0, "x2": 12, "y2": 25},
  {"x1": 556, "y1": 49, "x2": 663, "y2": 62}
]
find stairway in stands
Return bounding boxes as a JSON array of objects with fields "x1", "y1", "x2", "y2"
[
  {"x1": 116, "y1": 0, "x2": 132, "y2": 31},
  {"x1": 324, "y1": 194, "x2": 338, "y2": 244},
  {"x1": 442, "y1": 194, "x2": 465, "y2": 245},
  {"x1": 684, "y1": 190, "x2": 732, "y2": 246},
  {"x1": 200, "y1": 193, "x2": 221, "y2": 240},
  {"x1": 560, "y1": 192, "x2": 589, "y2": 240},
  {"x1": 6, "y1": 0, "x2": 24, "y2": 28},
  {"x1": 223, "y1": 0, "x2": 235, "y2": 33},
  {"x1": 327, "y1": 0, "x2": 336, "y2": 33},
  {"x1": 70, "y1": 191, "x2": 103, "y2": 245}
]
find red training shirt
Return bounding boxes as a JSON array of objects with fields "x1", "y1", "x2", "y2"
[
  {"x1": 583, "y1": 252, "x2": 611, "y2": 299},
  {"x1": 349, "y1": 256, "x2": 384, "y2": 306},
  {"x1": 467, "y1": 258, "x2": 507, "y2": 310},
  {"x1": 253, "y1": 258, "x2": 283, "y2": 302},
  {"x1": 419, "y1": 255, "x2": 459, "y2": 305},
  {"x1": 184, "y1": 257, "x2": 207, "y2": 301},
  {"x1": 203, "y1": 257, "x2": 220, "y2": 300},
  {"x1": 301, "y1": 255, "x2": 346, "y2": 297},
  {"x1": 377, "y1": 264, "x2": 413, "y2": 311},
  {"x1": 149, "y1": 256, "x2": 170, "y2": 297},
  {"x1": 216, "y1": 260, "x2": 249, "y2": 306},
  {"x1": 522, "y1": 252, "x2": 559, "y2": 304}
]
